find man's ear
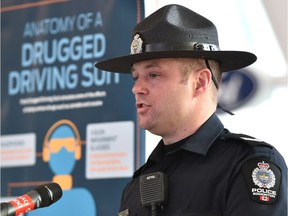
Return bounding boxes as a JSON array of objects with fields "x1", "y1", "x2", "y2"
[{"x1": 194, "y1": 68, "x2": 211, "y2": 96}]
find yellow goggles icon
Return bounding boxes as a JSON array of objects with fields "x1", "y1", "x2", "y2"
[{"x1": 48, "y1": 138, "x2": 77, "y2": 153}]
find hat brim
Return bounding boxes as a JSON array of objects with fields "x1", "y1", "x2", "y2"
[{"x1": 95, "y1": 50, "x2": 257, "y2": 74}]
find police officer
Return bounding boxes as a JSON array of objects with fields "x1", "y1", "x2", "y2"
[{"x1": 96, "y1": 4, "x2": 287, "y2": 216}]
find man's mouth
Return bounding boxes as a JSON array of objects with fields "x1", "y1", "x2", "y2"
[
  {"x1": 136, "y1": 103, "x2": 144, "y2": 108},
  {"x1": 136, "y1": 103, "x2": 150, "y2": 110}
]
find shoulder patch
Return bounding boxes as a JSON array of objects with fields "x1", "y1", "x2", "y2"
[{"x1": 242, "y1": 158, "x2": 282, "y2": 204}]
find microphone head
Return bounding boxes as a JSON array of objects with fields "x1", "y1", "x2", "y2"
[
  {"x1": 34, "y1": 183, "x2": 63, "y2": 207},
  {"x1": 140, "y1": 172, "x2": 168, "y2": 208}
]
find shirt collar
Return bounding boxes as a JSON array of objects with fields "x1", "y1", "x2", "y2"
[
  {"x1": 149, "y1": 113, "x2": 224, "y2": 160},
  {"x1": 181, "y1": 113, "x2": 224, "y2": 155},
  {"x1": 133, "y1": 113, "x2": 224, "y2": 177}
]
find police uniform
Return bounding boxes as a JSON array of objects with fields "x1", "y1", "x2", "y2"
[
  {"x1": 94, "y1": 4, "x2": 288, "y2": 216},
  {"x1": 118, "y1": 113, "x2": 287, "y2": 216}
]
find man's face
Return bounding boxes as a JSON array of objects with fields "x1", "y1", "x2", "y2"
[{"x1": 131, "y1": 58, "x2": 195, "y2": 137}]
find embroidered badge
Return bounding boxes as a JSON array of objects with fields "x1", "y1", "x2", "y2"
[
  {"x1": 252, "y1": 161, "x2": 276, "y2": 189},
  {"x1": 130, "y1": 34, "x2": 143, "y2": 54},
  {"x1": 242, "y1": 159, "x2": 281, "y2": 204}
]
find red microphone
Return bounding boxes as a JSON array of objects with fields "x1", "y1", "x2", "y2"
[{"x1": 0, "y1": 183, "x2": 62, "y2": 216}]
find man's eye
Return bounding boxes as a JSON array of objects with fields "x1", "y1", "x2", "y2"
[
  {"x1": 149, "y1": 73, "x2": 158, "y2": 78},
  {"x1": 132, "y1": 76, "x2": 138, "y2": 82}
]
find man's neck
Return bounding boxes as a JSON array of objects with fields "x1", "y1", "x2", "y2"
[{"x1": 162, "y1": 111, "x2": 215, "y2": 145}]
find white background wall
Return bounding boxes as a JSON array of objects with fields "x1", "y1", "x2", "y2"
[{"x1": 143, "y1": 0, "x2": 288, "y2": 163}]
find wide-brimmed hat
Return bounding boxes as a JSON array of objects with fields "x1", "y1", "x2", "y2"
[{"x1": 95, "y1": 4, "x2": 256, "y2": 73}]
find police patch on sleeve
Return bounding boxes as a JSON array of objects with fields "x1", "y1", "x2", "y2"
[{"x1": 242, "y1": 159, "x2": 281, "y2": 204}]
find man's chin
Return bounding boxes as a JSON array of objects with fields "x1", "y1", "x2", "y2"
[{"x1": 138, "y1": 121, "x2": 151, "y2": 130}]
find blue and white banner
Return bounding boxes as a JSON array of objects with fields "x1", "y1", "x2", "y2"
[{"x1": 1, "y1": 0, "x2": 145, "y2": 215}]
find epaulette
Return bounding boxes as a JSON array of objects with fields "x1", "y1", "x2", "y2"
[{"x1": 220, "y1": 132, "x2": 273, "y2": 149}]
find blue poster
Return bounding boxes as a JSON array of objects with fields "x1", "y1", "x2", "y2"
[{"x1": 1, "y1": 0, "x2": 145, "y2": 215}]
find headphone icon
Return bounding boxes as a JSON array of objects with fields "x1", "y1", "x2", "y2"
[{"x1": 43, "y1": 119, "x2": 81, "y2": 162}]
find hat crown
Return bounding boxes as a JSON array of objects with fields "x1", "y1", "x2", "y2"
[
  {"x1": 133, "y1": 4, "x2": 219, "y2": 47},
  {"x1": 95, "y1": 4, "x2": 257, "y2": 73}
]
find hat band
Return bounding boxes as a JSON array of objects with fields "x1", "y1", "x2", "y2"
[{"x1": 145, "y1": 42, "x2": 220, "y2": 52}]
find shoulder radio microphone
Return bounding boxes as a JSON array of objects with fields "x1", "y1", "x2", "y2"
[
  {"x1": 140, "y1": 172, "x2": 168, "y2": 216},
  {"x1": 0, "y1": 182, "x2": 62, "y2": 216}
]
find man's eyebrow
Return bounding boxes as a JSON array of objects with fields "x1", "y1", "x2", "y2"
[{"x1": 131, "y1": 61, "x2": 160, "y2": 73}]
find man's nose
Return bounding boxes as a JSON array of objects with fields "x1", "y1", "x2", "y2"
[{"x1": 132, "y1": 77, "x2": 148, "y2": 95}]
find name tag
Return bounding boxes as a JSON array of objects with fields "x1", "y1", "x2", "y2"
[{"x1": 118, "y1": 209, "x2": 129, "y2": 216}]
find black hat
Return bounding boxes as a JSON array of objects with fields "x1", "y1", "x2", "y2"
[{"x1": 95, "y1": 4, "x2": 256, "y2": 73}]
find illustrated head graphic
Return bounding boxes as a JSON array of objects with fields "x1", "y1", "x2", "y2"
[
  {"x1": 27, "y1": 120, "x2": 97, "y2": 216},
  {"x1": 42, "y1": 119, "x2": 81, "y2": 189}
]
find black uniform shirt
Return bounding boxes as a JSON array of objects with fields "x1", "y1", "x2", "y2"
[{"x1": 119, "y1": 113, "x2": 287, "y2": 216}]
